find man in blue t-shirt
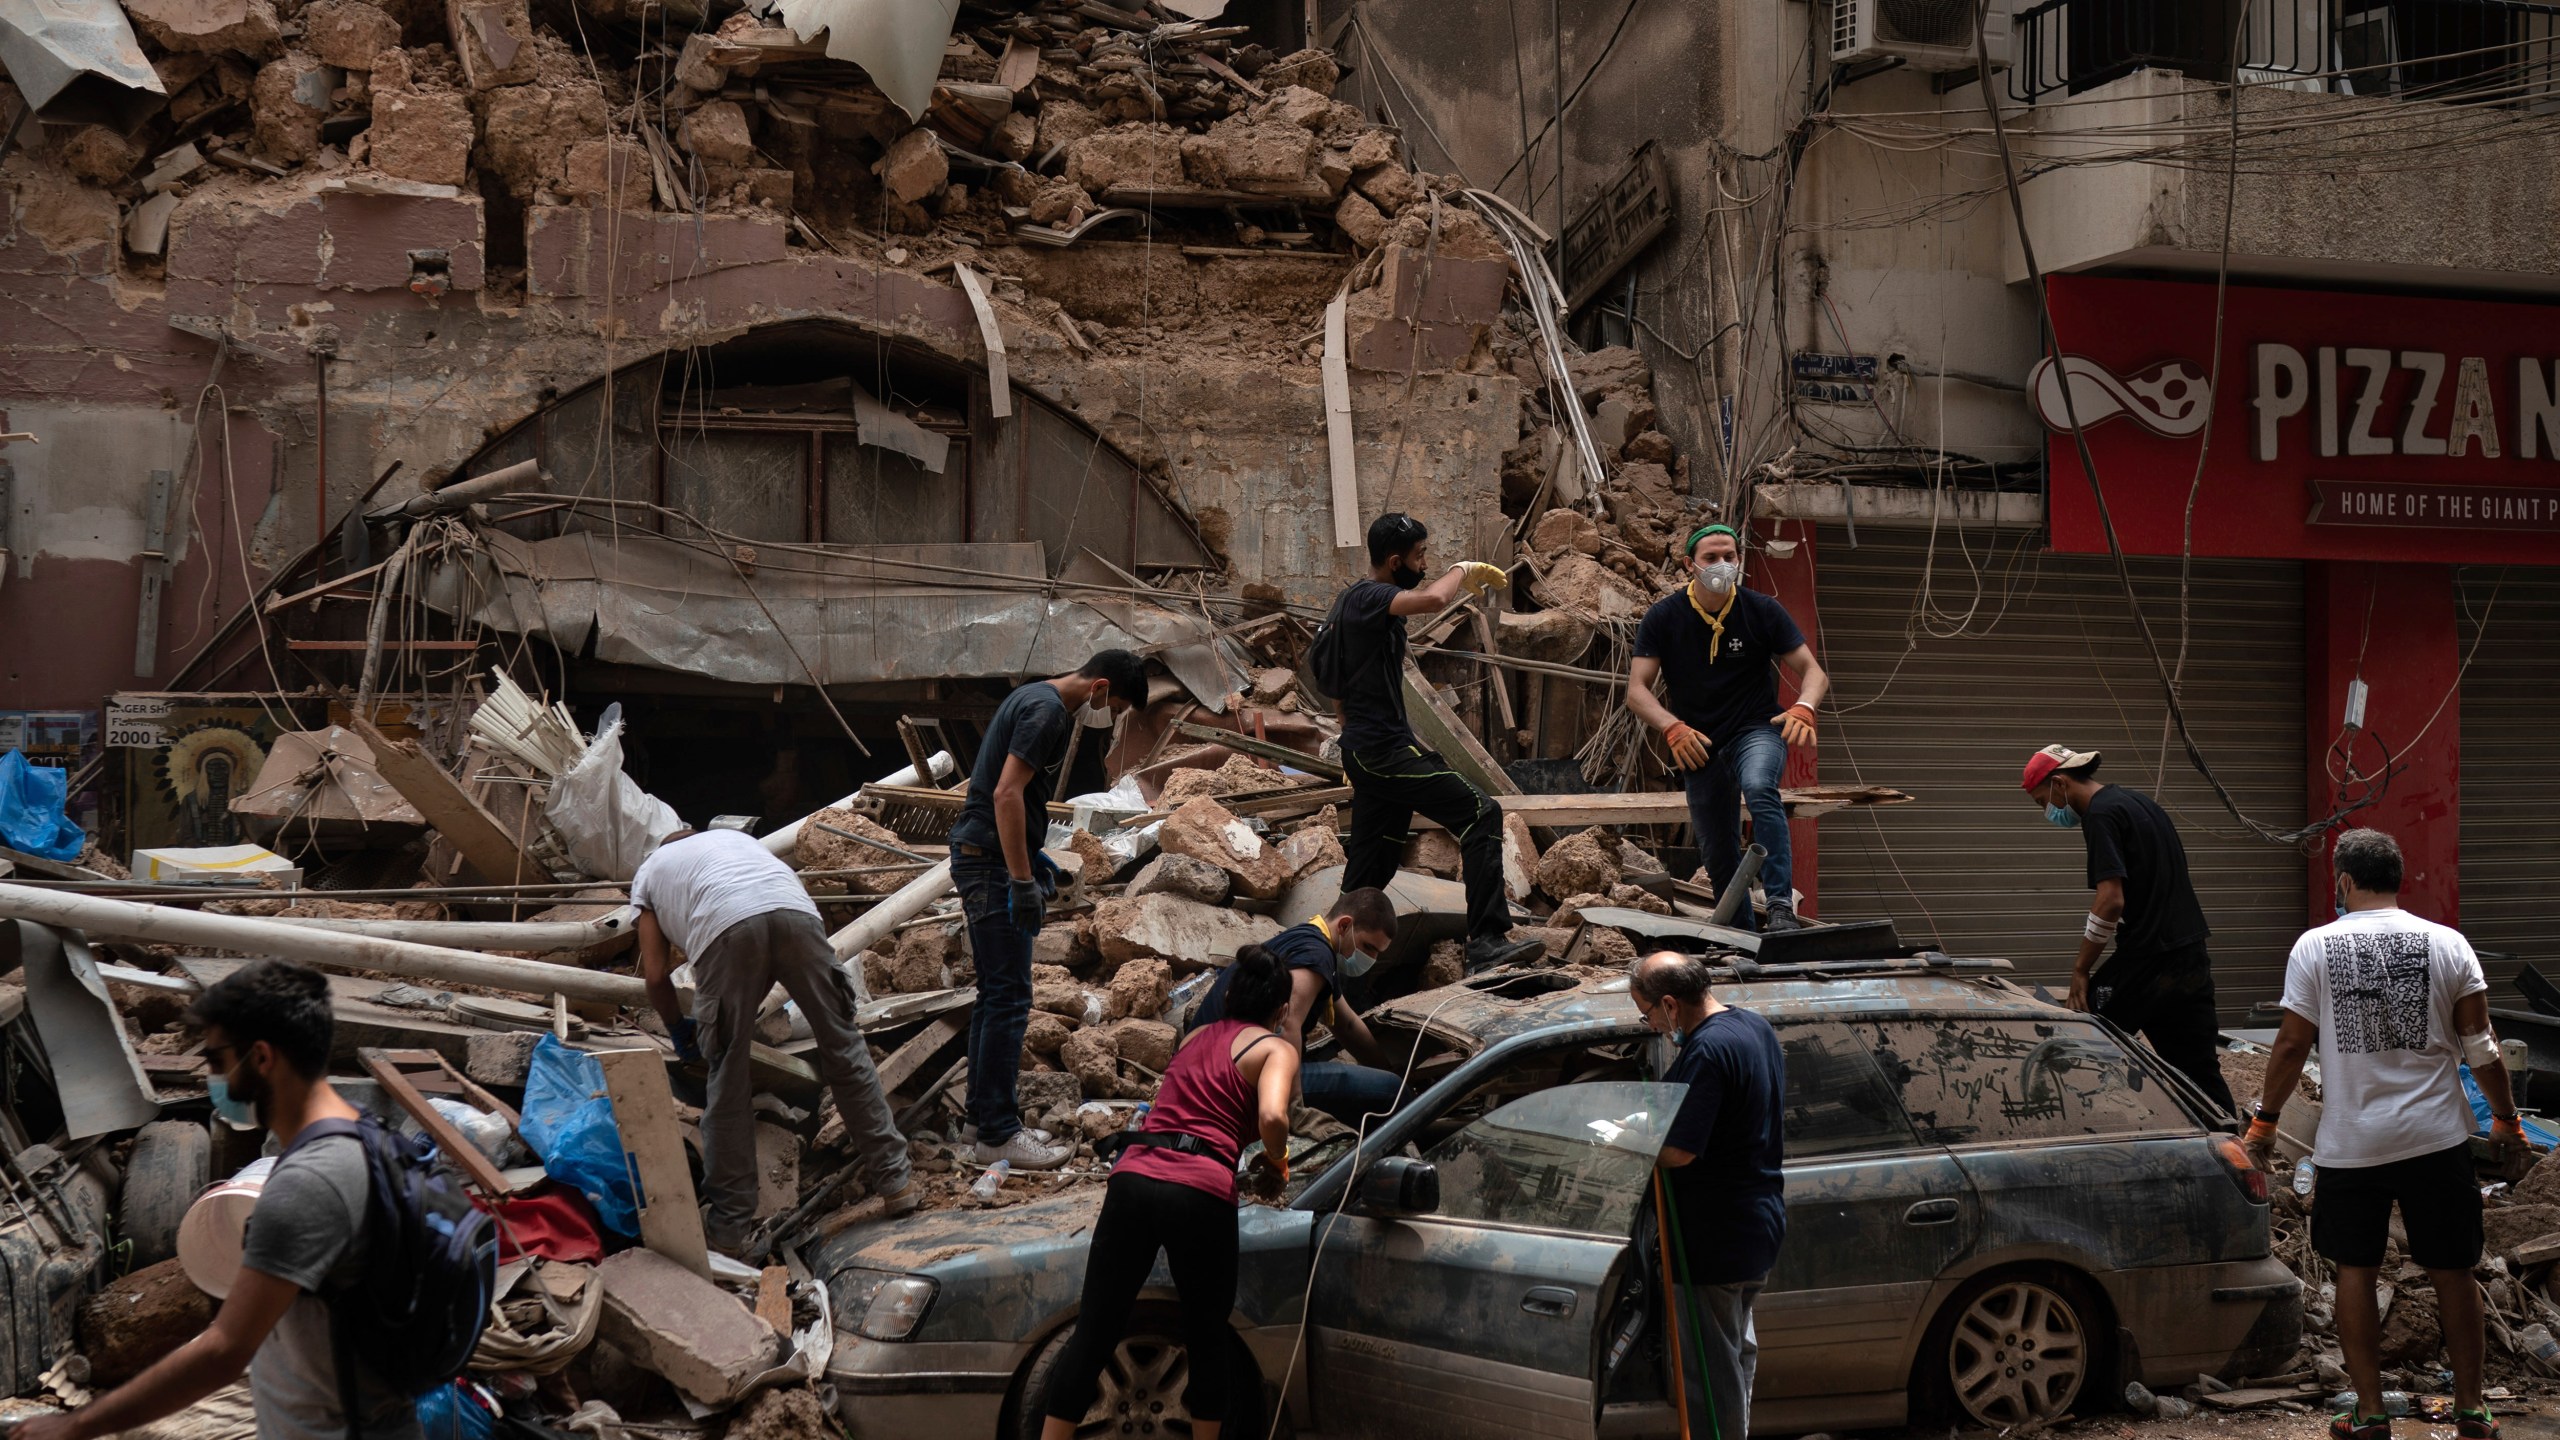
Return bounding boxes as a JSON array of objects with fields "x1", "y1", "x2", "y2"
[
  {"x1": 1332, "y1": 512, "x2": 1542, "y2": 973},
  {"x1": 1634, "y1": 950, "x2": 1786, "y2": 1440},
  {"x1": 1627, "y1": 524, "x2": 1829, "y2": 932},
  {"x1": 1186, "y1": 887, "x2": 1403, "y2": 1124},
  {"x1": 949, "y1": 650, "x2": 1147, "y2": 1171}
]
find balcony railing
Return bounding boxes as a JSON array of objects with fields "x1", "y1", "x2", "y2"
[{"x1": 2010, "y1": 0, "x2": 2560, "y2": 107}]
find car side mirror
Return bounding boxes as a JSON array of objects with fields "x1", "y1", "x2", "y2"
[{"x1": 1357, "y1": 1157, "x2": 1440, "y2": 1216}]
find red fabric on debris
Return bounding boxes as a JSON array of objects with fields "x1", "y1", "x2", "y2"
[{"x1": 481, "y1": 1182, "x2": 608, "y2": 1264}]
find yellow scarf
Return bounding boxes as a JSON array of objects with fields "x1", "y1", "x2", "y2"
[
  {"x1": 1305, "y1": 914, "x2": 1339, "y2": 1028},
  {"x1": 1685, "y1": 580, "x2": 1738, "y2": 664}
]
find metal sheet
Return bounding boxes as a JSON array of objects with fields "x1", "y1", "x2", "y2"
[
  {"x1": 420, "y1": 531, "x2": 1242, "y2": 705},
  {"x1": 2, "y1": 920, "x2": 161, "y2": 1137},
  {"x1": 2459, "y1": 565, "x2": 2560, "y2": 1002},
  {"x1": 0, "y1": 0, "x2": 163, "y2": 128},
  {"x1": 229, "y1": 725, "x2": 426, "y2": 830}
]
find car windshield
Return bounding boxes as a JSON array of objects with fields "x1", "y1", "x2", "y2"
[{"x1": 1416, "y1": 1080, "x2": 1688, "y2": 1236}]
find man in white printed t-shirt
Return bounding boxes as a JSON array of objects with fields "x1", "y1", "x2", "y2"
[
  {"x1": 2246, "y1": 828, "x2": 2523, "y2": 1440},
  {"x1": 634, "y1": 826, "x2": 917, "y2": 1254}
]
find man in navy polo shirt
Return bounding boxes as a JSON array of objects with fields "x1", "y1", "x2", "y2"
[
  {"x1": 1626, "y1": 524, "x2": 1829, "y2": 932},
  {"x1": 1634, "y1": 949, "x2": 1787, "y2": 1440},
  {"x1": 1186, "y1": 887, "x2": 1403, "y2": 1124}
]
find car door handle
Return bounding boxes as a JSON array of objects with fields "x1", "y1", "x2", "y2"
[
  {"x1": 1521, "y1": 1286, "x2": 1578, "y2": 1319},
  {"x1": 1904, "y1": 1198, "x2": 1961, "y2": 1225}
]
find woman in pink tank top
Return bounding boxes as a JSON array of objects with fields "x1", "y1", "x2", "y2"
[{"x1": 1037, "y1": 943, "x2": 1301, "y2": 1440}]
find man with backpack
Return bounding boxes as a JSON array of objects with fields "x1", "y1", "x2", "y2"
[
  {"x1": 1322, "y1": 512, "x2": 1541, "y2": 973},
  {"x1": 18, "y1": 960, "x2": 468, "y2": 1440}
]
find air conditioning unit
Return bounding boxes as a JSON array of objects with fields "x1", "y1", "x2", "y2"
[{"x1": 1831, "y1": 0, "x2": 2011, "y2": 72}]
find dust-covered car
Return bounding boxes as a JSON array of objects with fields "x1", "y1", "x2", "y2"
[{"x1": 812, "y1": 955, "x2": 2300, "y2": 1439}]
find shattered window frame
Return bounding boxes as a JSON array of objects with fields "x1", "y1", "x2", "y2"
[
  {"x1": 1770, "y1": 1018, "x2": 1925, "y2": 1161},
  {"x1": 1414, "y1": 1080, "x2": 1690, "y2": 1239}
]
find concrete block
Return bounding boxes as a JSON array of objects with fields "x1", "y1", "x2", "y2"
[
  {"x1": 372, "y1": 85, "x2": 476, "y2": 187},
  {"x1": 1334, "y1": 189, "x2": 1386, "y2": 249},
  {"x1": 562, "y1": 138, "x2": 652, "y2": 207},
  {"x1": 251, "y1": 53, "x2": 331, "y2": 163},
  {"x1": 1105, "y1": 957, "x2": 1172, "y2": 1024},
  {"x1": 1158, "y1": 797, "x2": 1289, "y2": 899},
  {"x1": 464, "y1": 1030, "x2": 539, "y2": 1087},
  {"x1": 595, "y1": 1249, "x2": 782, "y2": 1405},
  {"x1": 872, "y1": 126, "x2": 946, "y2": 203},
  {"x1": 1127, "y1": 852, "x2": 1231, "y2": 907},
  {"x1": 126, "y1": 0, "x2": 280, "y2": 58},
  {"x1": 1091, "y1": 893, "x2": 1279, "y2": 970},
  {"x1": 1180, "y1": 117, "x2": 1316, "y2": 190},
  {"x1": 1064, "y1": 125, "x2": 1184, "y2": 194},
  {"x1": 304, "y1": 0, "x2": 402, "y2": 70},
  {"x1": 447, "y1": 0, "x2": 537, "y2": 89},
  {"x1": 678, "y1": 100, "x2": 755, "y2": 165}
]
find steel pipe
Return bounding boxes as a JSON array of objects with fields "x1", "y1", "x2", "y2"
[
  {"x1": 0, "y1": 883, "x2": 646, "y2": 1006},
  {"x1": 827, "y1": 860, "x2": 953, "y2": 962}
]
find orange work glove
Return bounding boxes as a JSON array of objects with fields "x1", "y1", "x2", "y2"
[
  {"x1": 2492, "y1": 1113, "x2": 2529, "y2": 1166},
  {"x1": 1773, "y1": 703, "x2": 1817, "y2": 749},
  {"x1": 1663, "y1": 722, "x2": 1711, "y2": 771},
  {"x1": 2242, "y1": 1115, "x2": 2279, "y2": 1172}
]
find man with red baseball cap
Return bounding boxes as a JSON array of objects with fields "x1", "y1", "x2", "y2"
[{"x1": 2022, "y1": 742, "x2": 2236, "y2": 1114}]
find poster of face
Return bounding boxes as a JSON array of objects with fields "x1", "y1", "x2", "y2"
[{"x1": 123, "y1": 707, "x2": 278, "y2": 852}]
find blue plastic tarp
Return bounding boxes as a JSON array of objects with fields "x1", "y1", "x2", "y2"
[
  {"x1": 2462, "y1": 1064, "x2": 2560, "y2": 1150},
  {"x1": 517, "y1": 1035, "x2": 638, "y2": 1238},
  {"x1": 0, "y1": 750, "x2": 85, "y2": 861}
]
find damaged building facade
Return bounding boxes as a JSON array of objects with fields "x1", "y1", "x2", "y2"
[
  {"x1": 1333, "y1": 0, "x2": 2560, "y2": 1011},
  {"x1": 0, "y1": 0, "x2": 1538, "y2": 843}
]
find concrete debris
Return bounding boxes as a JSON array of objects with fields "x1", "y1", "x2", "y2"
[
  {"x1": 1092, "y1": 892, "x2": 1280, "y2": 969},
  {"x1": 1127, "y1": 852, "x2": 1232, "y2": 907},
  {"x1": 302, "y1": 0, "x2": 401, "y2": 70},
  {"x1": 1536, "y1": 827, "x2": 1625, "y2": 900},
  {"x1": 1157, "y1": 797, "x2": 1290, "y2": 900},
  {"x1": 79, "y1": 1258, "x2": 217, "y2": 1386},
  {"x1": 594, "y1": 1249, "x2": 782, "y2": 1406},
  {"x1": 123, "y1": 0, "x2": 280, "y2": 60},
  {"x1": 1105, "y1": 956, "x2": 1173, "y2": 1024}
]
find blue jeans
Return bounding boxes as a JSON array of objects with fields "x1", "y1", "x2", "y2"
[
  {"x1": 1297, "y1": 1061, "x2": 1403, "y2": 1128},
  {"x1": 1682, "y1": 725, "x2": 1791, "y2": 928},
  {"x1": 955, "y1": 855, "x2": 1034, "y2": 1145}
]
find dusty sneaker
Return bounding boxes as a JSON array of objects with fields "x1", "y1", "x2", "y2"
[
  {"x1": 1465, "y1": 936, "x2": 1546, "y2": 973},
  {"x1": 2332, "y1": 1415, "x2": 2391, "y2": 1440},
  {"x1": 959, "y1": 1123, "x2": 1053, "y2": 1147},
  {"x1": 1763, "y1": 904, "x2": 1805, "y2": 933},
  {"x1": 974, "y1": 1130, "x2": 1074, "y2": 1171},
  {"x1": 876, "y1": 1177, "x2": 923, "y2": 1218}
]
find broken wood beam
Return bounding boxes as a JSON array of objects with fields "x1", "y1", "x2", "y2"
[
  {"x1": 1168, "y1": 721, "x2": 1345, "y2": 780},
  {"x1": 1402, "y1": 658, "x2": 1519, "y2": 797},
  {"x1": 350, "y1": 716, "x2": 543, "y2": 888},
  {"x1": 360, "y1": 1046, "x2": 511, "y2": 1196}
]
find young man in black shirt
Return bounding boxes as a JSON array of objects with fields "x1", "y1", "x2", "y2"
[
  {"x1": 1626, "y1": 524, "x2": 1829, "y2": 932},
  {"x1": 2022, "y1": 743, "x2": 2237, "y2": 1114},
  {"x1": 1333, "y1": 512, "x2": 1542, "y2": 972},
  {"x1": 949, "y1": 650, "x2": 1147, "y2": 1169},
  {"x1": 1186, "y1": 887, "x2": 1403, "y2": 1124}
]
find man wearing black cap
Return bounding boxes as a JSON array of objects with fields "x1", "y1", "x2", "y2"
[
  {"x1": 2021, "y1": 742, "x2": 2236, "y2": 1113},
  {"x1": 1626, "y1": 523, "x2": 1828, "y2": 932},
  {"x1": 1330, "y1": 512, "x2": 1544, "y2": 972}
]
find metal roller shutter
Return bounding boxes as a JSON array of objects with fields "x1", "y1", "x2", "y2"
[
  {"x1": 1811, "y1": 526, "x2": 2307, "y2": 1020},
  {"x1": 2458, "y1": 566, "x2": 2560, "y2": 1002}
]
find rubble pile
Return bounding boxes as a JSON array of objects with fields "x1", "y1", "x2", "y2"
[{"x1": 11, "y1": 0, "x2": 1470, "y2": 280}]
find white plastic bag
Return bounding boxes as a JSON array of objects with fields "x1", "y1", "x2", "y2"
[{"x1": 542, "y1": 716, "x2": 684, "y2": 881}]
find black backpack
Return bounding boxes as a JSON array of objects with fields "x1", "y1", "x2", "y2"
[{"x1": 283, "y1": 1116, "x2": 499, "y2": 1437}]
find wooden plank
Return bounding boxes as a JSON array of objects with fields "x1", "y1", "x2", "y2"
[
  {"x1": 360, "y1": 1047, "x2": 510, "y2": 1196},
  {"x1": 1401, "y1": 658, "x2": 1519, "y2": 797},
  {"x1": 2514, "y1": 1232, "x2": 2560, "y2": 1268},
  {"x1": 287, "y1": 640, "x2": 479, "y2": 650},
  {"x1": 1169, "y1": 721, "x2": 1345, "y2": 780},
  {"x1": 2198, "y1": 1387, "x2": 2321, "y2": 1412},
  {"x1": 349, "y1": 716, "x2": 541, "y2": 887},
  {"x1": 1384, "y1": 788, "x2": 1920, "y2": 829},
  {"x1": 1470, "y1": 608, "x2": 1519, "y2": 736},
  {"x1": 1321, "y1": 288, "x2": 1359, "y2": 549},
  {"x1": 873, "y1": 1014, "x2": 967, "y2": 1096},
  {"x1": 595, "y1": 1047, "x2": 711, "y2": 1277},
  {"x1": 996, "y1": 35, "x2": 1040, "y2": 90}
]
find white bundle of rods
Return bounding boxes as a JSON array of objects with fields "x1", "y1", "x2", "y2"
[{"x1": 467, "y1": 669, "x2": 586, "y2": 776}]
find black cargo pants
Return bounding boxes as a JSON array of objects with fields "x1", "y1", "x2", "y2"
[{"x1": 1341, "y1": 743, "x2": 1510, "y2": 943}]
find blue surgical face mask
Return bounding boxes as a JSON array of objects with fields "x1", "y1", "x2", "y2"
[
  {"x1": 2045, "y1": 803, "x2": 2079, "y2": 830},
  {"x1": 1339, "y1": 947, "x2": 1378, "y2": 978},
  {"x1": 208, "y1": 1074, "x2": 258, "y2": 1128}
]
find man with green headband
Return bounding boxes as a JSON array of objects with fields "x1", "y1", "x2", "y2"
[{"x1": 1626, "y1": 523, "x2": 1828, "y2": 932}]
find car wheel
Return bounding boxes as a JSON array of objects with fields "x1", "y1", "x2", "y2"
[
  {"x1": 120, "y1": 1120, "x2": 209, "y2": 1269},
  {"x1": 1924, "y1": 1272, "x2": 2097, "y2": 1429},
  {"x1": 1014, "y1": 1304, "x2": 1282, "y2": 1440}
]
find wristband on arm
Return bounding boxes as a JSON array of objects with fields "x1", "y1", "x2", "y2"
[{"x1": 2082, "y1": 911, "x2": 2120, "y2": 946}]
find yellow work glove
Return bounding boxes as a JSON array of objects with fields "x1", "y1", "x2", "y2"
[
  {"x1": 1774, "y1": 703, "x2": 1816, "y2": 749},
  {"x1": 1663, "y1": 722, "x2": 1711, "y2": 771},
  {"x1": 1455, "y1": 561, "x2": 1510, "y2": 596}
]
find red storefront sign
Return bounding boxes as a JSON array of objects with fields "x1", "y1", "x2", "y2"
[{"x1": 2040, "y1": 275, "x2": 2560, "y2": 562}]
